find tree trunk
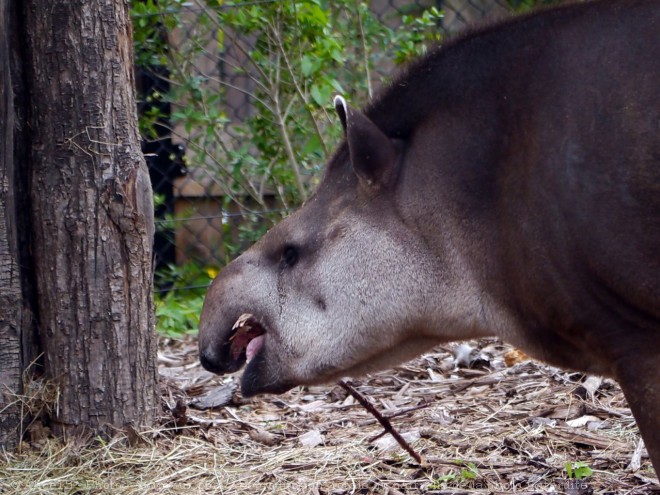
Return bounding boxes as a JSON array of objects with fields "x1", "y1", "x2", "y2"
[
  {"x1": 0, "y1": 0, "x2": 40, "y2": 450},
  {"x1": 21, "y1": 0, "x2": 158, "y2": 436},
  {"x1": 0, "y1": 0, "x2": 24, "y2": 449}
]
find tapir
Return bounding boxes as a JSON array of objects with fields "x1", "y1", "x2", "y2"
[{"x1": 199, "y1": 0, "x2": 660, "y2": 473}]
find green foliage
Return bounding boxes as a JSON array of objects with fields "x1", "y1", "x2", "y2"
[
  {"x1": 565, "y1": 461, "x2": 593, "y2": 480},
  {"x1": 131, "y1": 0, "x2": 178, "y2": 67},
  {"x1": 132, "y1": 0, "x2": 444, "y2": 211},
  {"x1": 428, "y1": 473, "x2": 456, "y2": 489},
  {"x1": 131, "y1": 1, "x2": 445, "y2": 331},
  {"x1": 391, "y1": 7, "x2": 444, "y2": 64},
  {"x1": 460, "y1": 462, "x2": 479, "y2": 480},
  {"x1": 155, "y1": 293, "x2": 205, "y2": 337},
  {"x1": 154, "y1": 263, "x2": 216, "y2": 336},
  {"x1": 428, "y1": 462, "x2": 480, "y2": 489}
]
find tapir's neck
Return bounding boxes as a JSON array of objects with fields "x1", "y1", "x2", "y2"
[{"x1": 388, "y1": 36, "x2": 539, "y2": 345}]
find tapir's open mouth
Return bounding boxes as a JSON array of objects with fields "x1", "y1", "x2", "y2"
[{"x1": 228, "y1": 313, "x2": 266, "y2": 365}]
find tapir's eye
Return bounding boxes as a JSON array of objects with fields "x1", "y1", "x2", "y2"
[{"x1": 281, "y1": 245, "x2": 299, "y2": 268}]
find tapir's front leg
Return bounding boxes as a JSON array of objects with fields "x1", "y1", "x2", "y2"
[{"x1": 616, "y1": 352, "x2": 660, "y2": 476}]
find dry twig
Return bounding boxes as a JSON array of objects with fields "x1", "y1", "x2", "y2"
[{"x1": 338, "y1": 379, "x2": 424, "y2": 465}]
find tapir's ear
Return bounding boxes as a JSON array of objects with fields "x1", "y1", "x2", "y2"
[
  {"x1": 334, "y1": 95, "x2": 348, "y2": 133},
  {"x1": 333, "y1": 95, "x2": 399, "y2": 187}
]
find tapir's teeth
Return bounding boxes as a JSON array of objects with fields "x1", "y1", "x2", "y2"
[
  {"x1": 229, "y1": 314, "x2": 256, "y2": 341},
  {"x1": 232, "y1": 313, "x2": 256, "y2": 330}
]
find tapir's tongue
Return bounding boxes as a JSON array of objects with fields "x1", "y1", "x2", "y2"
[{"x1": 246, "y1": 334, "x2": 265, "y2": 363}]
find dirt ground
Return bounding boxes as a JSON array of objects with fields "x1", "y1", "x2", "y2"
[{"x1": 2, "y1": 336, "x2": 658, "y2": 494}]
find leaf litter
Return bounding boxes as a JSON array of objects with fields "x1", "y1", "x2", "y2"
[{"x1": 1, "y1": 337, "x2": 658, "y2": 494}]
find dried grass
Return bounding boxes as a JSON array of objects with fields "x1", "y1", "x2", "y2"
[{"x1": 1, "y1": 337, "x2": 658, "y2": 494}]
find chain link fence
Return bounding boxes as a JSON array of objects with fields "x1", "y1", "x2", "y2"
[{"x1": 133, "y1": 0, "x2": 515, "y2": 288}]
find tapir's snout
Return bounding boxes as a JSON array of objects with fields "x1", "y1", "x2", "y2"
[
  {"x1": 198, "y1": 296, "x2": 295, "y2": 397},
  {"x1": 198, "y1": 339, "x2": 244, "y2": 375},
  {"x1": 198, "y1": 252, "x2": 276, "y2": 384},
  {"x1": 198, "y1": 346, "x2": 224, "y2": 373},
  {"x1": 198, "y1": 322, "x2": 243, "y2": 375},
  {"x1": 197, "y1": 268, "x2": 247, "y2": 376}
]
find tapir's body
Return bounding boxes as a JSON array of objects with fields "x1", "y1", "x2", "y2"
[{"x1": 200, "y1": 0, "x2": 660, "y2": 473}]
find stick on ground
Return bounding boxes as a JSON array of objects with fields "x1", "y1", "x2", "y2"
[{"x1": 338, "y1": 380, "x2": 424, "y2": 465}]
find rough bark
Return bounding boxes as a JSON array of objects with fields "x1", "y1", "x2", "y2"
[
  {"x1": 0, "y1": 0, "x2": 40, "y2": 450},
  {"x1": 0, "y1": 0, "x2": 24, "y2": 449},
  {"x1": 23, "y1": 0, "x2": 158, "y2": 436}
]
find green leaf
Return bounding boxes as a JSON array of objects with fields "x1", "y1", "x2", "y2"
[
  {"x1": 310, "y1": 83, "x2": 331, "y2": 106},
  {"x1": 461, "y1": 467, "x2": 477, "y2": 479},
  {"x1": 328, "y1": 78, "x2": 345, "y2": 94},
  {"x1": 301, "y1": 55, "x2": 315, "y2": 77},
  {"x1": 302, "y1": 134, "x2": 323, "y2": 156},
  {"x1": 565, "y1": 461, "x2": 573, "y2": 478},
  {"x1": 571, "y1": 461, "x2": 593, "y2": 479}
]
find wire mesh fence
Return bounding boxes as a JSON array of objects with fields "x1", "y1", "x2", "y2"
[{"x1": 133, "y1": 0, "x2": 516, "y2": 288}]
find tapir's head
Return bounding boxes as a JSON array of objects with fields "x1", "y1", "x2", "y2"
[{"x1": 199, "y1": 97, "x2": 480, "y2": 396}]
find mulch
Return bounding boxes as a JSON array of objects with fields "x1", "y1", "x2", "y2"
[{"x1": 157, "y1": 336, "x2": 659, "y2": 494}]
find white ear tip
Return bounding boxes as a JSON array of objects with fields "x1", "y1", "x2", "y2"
[{"x1": 333, "y1": 94, "x2": 347, "y2": 111}]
